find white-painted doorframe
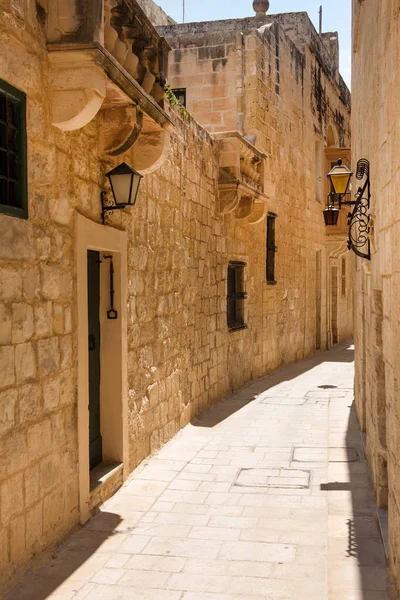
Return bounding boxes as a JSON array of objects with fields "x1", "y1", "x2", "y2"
[{"x1": 76, "y1": 213, "x2": 128, "y2": 524}]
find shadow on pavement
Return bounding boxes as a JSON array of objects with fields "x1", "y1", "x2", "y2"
[
  {"x1": 327, "y1": 396, "x2": 397, "y2": 598},
  {"x1": 3, "y1": 512, "x2": 122, "y2": 600},
  {"x1": 193, "y1": 341, "x2": 355, "y2": 428}
]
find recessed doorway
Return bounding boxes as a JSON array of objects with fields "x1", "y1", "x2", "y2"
[{"x1": 87, "y1": 250, "x2": 102, "y2": 470}]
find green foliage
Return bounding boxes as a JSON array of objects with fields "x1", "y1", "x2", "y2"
[{"x1": 164, "y1": 83, "x2": 190, "y2": 120}]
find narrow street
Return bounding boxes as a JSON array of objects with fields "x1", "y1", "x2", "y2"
[{"x1": 5, "y1": 343, "x2": 394, "y2": 600}]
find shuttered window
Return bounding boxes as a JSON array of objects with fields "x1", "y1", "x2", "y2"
[
  {"x1": 227, "y1": 262, "x2": 247, "y2": 331},
  {"x1": 0, "y1": 79, "x2": 28, "y2": 219},
  {"x1": 266, "y1": 213, "x2": 277, "y2": 284}
]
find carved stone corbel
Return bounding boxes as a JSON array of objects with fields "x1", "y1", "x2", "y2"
[
  {"x1": 99, "y1": 105, "x2": 143, "y2": 155},
  {"x1": 49, "y1": 51, "x2": 107, "y2": 131},
  {"x1": 247, "y1": 198, "x2": 267, "y2": 224},
  {"x1": 235, "y1": 195, "x2": 255, "y2": 220},
  {"x1": 219, "y1": 183, "x2": 240, "y2": 214},
  {"x1": 130, "y1": 112, "x2": 171, "y2": 175}
]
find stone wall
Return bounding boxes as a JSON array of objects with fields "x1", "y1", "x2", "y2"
[
  {"x1": 0, "y1": 0, "x2": 352, "y2": 589},
  {"x1": 136, "y1": 0, "x2": 175, "y2": 26},
  {"x1": 160, "y1": 13, "x2": 353, "y2": 351},
  {"x1": 352, "y1": 0, "x2": 400, "y2": 590}
]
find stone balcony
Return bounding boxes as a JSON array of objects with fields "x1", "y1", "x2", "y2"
[
  {"x1": 45, "y1": 0, "x2": 172, "y2": 171},
  {"x1": 215, "y1": 132, "x2": 269, "y2": 224}
]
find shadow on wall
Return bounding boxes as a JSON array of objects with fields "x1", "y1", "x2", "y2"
[
  {"x1": 342, "y1": 405, "x2": 398, "y2": 598},
  {"x1": 3, "y1": 513, "x2": 123, "y2": 600},
  {"x1": 192, "y1": 342, "x2": 355, "y2": 428},
  {"x1": 321, "y1": 375, "x2": 396, "y2": 598}
]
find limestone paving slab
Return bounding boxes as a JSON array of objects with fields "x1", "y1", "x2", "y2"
[{"x1": 4, "y1": 343, "x2": 395, "y2": 600}]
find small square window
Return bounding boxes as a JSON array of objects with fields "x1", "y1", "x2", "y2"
[
  {"x1": 227, "y1": 261, "x2": 248, "y2": 332},
  {"x1": 172, "y1": 88, "x2": 186, "y2": 108},
  {"x1": 266, "y1": 213, "x2": 277, "y2": 284},
  {"x1": 0, "y1": 79, "x2": 28, "y2": 219}
]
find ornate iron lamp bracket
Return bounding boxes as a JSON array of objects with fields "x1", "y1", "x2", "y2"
[
  {"x1": 346, "y1": 159, "x2": 371, "y2": 260},
  {"x1": 101, "y1": 191, "x2": 125, "y2": 225}
]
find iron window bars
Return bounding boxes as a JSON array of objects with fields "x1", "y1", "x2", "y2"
[
  {"x1": 227, "y1": 261, "x2": 248, "y2": 332},
  {"x1": 266, "y1": 212, "x2": 277, "y2": 284},
  {"x1": 0, "y1": 79, "x2": 28, "y2": 219}
]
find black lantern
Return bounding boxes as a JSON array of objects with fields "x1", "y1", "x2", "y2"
[
  {"x1": 323, "y1": 204, "x2": 340, "y2": 227},
  {"x1": 322, "y1": 158, "x2": 372, "y2": 261},
  {"x1": 101, "y1": 162, "x2": 143, "y2": 224},
  {"x1": 327, "y1": 158, "x2": 352, "y2": 198}
]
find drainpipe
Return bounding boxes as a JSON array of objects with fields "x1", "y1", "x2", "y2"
[{"x1": 236, "y1": 31, "x2": 245, "y2": 134}]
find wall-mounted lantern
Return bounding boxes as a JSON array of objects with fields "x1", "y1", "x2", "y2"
[
  {"x1": 323, "y1": 158, "x2": 371, "y2": 260},
  {"x1": 327, "y1": 159, "x2": 353, "y2": 198},
  {"x1": 323, "y1": 204, "x2": 340, "y2": 227},
  {"x1": 101, "y1": 162, "x2": 143, "y2": 224}
]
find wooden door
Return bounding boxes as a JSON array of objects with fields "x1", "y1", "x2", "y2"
[{"x1": 87, "y1": 250, "x2": 102, "y2": 470}]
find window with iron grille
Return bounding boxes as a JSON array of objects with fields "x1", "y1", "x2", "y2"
[
  {"x1": 0, "y1": 79, "x2": 28, "y2": 219},
  {"x1": 172, "y1": 88, "x2": 187, "y2": 108},
  {"x1": 266, "y1": 213, "x2": 277, "y2": 284},
  {"x1": 227, "y1": 261, "x2": 247, "y2": 331}
]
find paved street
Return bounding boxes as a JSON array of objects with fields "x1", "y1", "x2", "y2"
[{"x1": 4, "y1": 342, "x2": 395, "y2": 600}]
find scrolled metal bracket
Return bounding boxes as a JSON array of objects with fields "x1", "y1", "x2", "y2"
[
  {"x1": 101, "y1": 191, "x2": 125, "y2": 225},
  {"x1": 347, "y1": 158, "x2": 371, "y2": 260}
]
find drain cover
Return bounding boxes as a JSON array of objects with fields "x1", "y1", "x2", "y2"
[
  {"x1": 259, "y1": 397, "x2": 306, "y2": 406},
  {"x1": 292, "y1": 447, "x2": 328, "y2": 462},
  {"x1": 329, "y1": 447, "x2": 359, "y2": 462},
  {"x1": 234, "y1": 468, "x2": 310, "y2": 489},
  {"x1": 292, "y1": 447, "x2": 359, "y2": 463}
]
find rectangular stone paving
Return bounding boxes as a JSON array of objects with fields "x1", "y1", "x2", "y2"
[{"x1": 4, "y1": 343, "x2": 397, "y2": 600}]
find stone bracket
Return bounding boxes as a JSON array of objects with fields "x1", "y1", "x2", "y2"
[
  {"x1": 218, "y1": 179, "x2": 269, "y2": 225},
  {"x1": 99, "y1": 105, "x2": 143, "y2": 156},
  {"x1": 48, "y1": 45, "x2": 173, "y2": 132},
  {"x1": 48, "y1": 51, "x2": 107, "y2": 131}
]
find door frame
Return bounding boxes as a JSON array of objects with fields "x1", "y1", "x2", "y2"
[{"x1": 76, "y1": 213, "x2": 128, "y2": 524}]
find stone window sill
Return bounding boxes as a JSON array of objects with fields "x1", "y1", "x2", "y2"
[{"x1": 228, "y1": 323, "x2": 248, "y2": 333}]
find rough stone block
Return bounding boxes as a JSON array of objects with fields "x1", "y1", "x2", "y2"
[
  {"x1": 19, "y1": 383, "x2": 41, "y2": 424},
  {"x1": 52, "y1": 304, "x2": 64, "y2": 335},
  {"x1": 21, "y1": 274, "x2": 39, "y2": 310},
  {"x1": 1, "y1": 473, "x2": 24, "y2": 524},
  {"x1": 43, "y1": 488, "x2": 65, "y2": 533},
  {"x1": 24, "y1": 463, "x2": 41, "y2": 507},
  {"x1": 0, "y1": 268, "x2": 22, "y2": 303},
  {"x1": 0, "y1": 304, "x2": 12, "y2": 345},
  {"x1": 60, "y1": 335, "x2": 72, "y2": 369},
  {"x1": 40, "y1": 454, "x2": 61, "y2": 494},
  {"x1": 34, "y1": 302, "x2": 53, "y2": 338},
  {"x1": 15, "y1": 342, "x2": 36, "y2": 383},
  {"x1": 26, "y1": 501, "x2": 43, "y2": 550},
  {"x1": 4, "y1": 430, "x2": 27, "y2": 476},
  {"x1": 0, "y1": 389, "x2": 16, "y2": 435},
  {"x1": 0, "y1": 527, "x2": 9, "y2": 572},
  {"x1": 40, "y1": 265, "x2": 61, "y2": 300},
  {"x1": 12, "y1": 220, "x2": 35, "y2": 260},
  {"x1": 12, "y1": 303, "x2": 34, "y2": 343},
  {"x1": 42, "y1": 374, "x2": 61, "y2": 412},
  {"x1": 27, "y1": 420, "x2": 52, "y2": 461},
  {"x1": 0, "y1": 345, "x2": 15, "y2": 388},
  {"x1": 37, "y1": 337, "x2": 60, "y2": 374},
  {"x1": 9, "y1": 514, "x2": 26, "y2": 565}
]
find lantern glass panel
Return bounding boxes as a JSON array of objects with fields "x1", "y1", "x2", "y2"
[
  {"x1": 323, "y1": 206, "x2": 340, "y2": 227},
  {"x1": 110, "y1": 173, "x2": 133, "y2": 206},
  {"x1": 328, "y1": 161, "x2": 352, "y2": 196},
  {"x1": 130, "y1": 174, "x2": 141, "y2": 206}
]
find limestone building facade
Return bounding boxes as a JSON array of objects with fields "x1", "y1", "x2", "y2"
[
  {"x1": 352, "y1": 0, "x2": 400, "y2": 592},
  {"x1": 0, "y1": 0, "x2": 351, "y2": 587}
]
